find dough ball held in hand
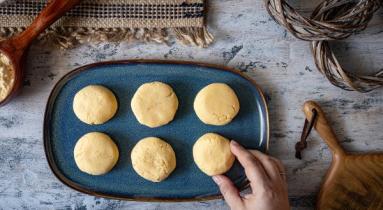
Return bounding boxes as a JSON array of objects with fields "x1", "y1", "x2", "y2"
[
  {"x1": 73, "y1": 85, "x2": 118, "y2": 125},
  {"x1": 74, "y1": 132, "x2": 119, "y2": 175},
  {"x1": 193, "y1": 133, "x2": 235, "y2": 176},
  {"x1": 131, "y1": 137, "x2": 176, "y2": 182},
  {"x1": 194, "y1": 83, "x2": 240, "y2": 126},
  {"x1": 131, "y1": 82, "x2": 178, "y2": 128}
]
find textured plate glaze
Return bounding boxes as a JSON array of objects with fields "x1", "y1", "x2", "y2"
[{"x1": 44, "y1": 60, "x2": 269, "y2": 201}]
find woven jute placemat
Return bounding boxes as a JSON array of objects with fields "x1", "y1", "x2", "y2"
[{"x1": 0, "y1": 0, "x2": 213, "y2": 48}]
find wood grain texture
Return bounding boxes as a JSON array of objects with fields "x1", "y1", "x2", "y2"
[
  {"x1": 0, "y1": 0, "x2": 382, "y2": 209},
  {"x1": 319, "y1": 154, "x2": 383, "y2": 210},
  {"x1": 304, "y1": 101, "x2": 383, "y2": 210}
]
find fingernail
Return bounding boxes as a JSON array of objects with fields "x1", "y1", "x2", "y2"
[
  {"x1": 231, "y1": 140, "x2": 239, "y2": 147},
  {"x1": 212, "y1": 176, "x2": 222, "y2": 185}
]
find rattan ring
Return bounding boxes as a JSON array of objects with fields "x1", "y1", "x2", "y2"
[
  {"x1": 310, "y1": 0, "x2": 383, "y2": 92},
  {"x1": 311, "y1": 40, "x2": 383, "y2": 92},
  {"x1": 265, "y1": 0, "x2": 381, "y2": 41},
  {"x1": 265, "y1": 0, "x2": 382, "y2": 92}
]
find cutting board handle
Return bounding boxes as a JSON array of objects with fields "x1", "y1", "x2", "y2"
[{"x1": 303, "y1": 101, "x2": 345, "y2": 156}]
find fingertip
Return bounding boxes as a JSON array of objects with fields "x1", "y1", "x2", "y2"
[
  {"x1": 212, "y1": 175, "x2": 224, "y2": 185},
  {"x1": 230, "y1": 140, "x2": 244, "y2": 154},
  {"x1": 230, "y1": 140, "x2": 239, "y2": 147},
  {"x1": 212, "y1": 175, "x2": 232, "y2": 186}
]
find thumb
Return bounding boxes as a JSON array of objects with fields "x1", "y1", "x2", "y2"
[{"x1": 213, "y1": 175, "x2": 243, "y2": 209}]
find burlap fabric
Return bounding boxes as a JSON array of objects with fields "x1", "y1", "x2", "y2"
[{"x1": 0, "y1": 0, "x2": 213, "y2": 48}]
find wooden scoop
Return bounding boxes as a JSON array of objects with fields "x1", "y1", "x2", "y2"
[
  {"x1": 0, "y1": 0, "x2": 81, "y2": 106},
  {"x1": 302, "y1": 101, "x2": 383, "y2": 210}
]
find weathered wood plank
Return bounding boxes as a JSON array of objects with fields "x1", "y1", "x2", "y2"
[{"x1": 0, "y1": 0, "x2": 382, "y2": 209}]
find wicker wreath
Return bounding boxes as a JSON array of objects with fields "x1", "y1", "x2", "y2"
[
  {"x1": 266, "y1": 0, "x2": 381, "y2": 41},
  {"x1": 310, "y1": 0, "x2": 383, "y2": 92},
  {"x1": 311, "y1": 40, "x2": 383, "y2": 92},
  {"x1": 265, "y1": 0, "x2": 383, "y2": 92}
]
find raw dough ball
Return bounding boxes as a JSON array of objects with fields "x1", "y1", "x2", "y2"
[
  {"x1": 131, "y1": 137, "x2": 176, "y2": 182},
  {"x1": 194, "y1": 83, "x2": 240, "y2": 126},
  {"x1": 73, "y1": 85, "x2": 118, "y2": 125},
  {"x1": 74, "y1": 132, "x2": 119, "y2": 175},
  {"x1": 131, "y1": 82, "x2": 178, "y2": 128},
  {"x1": 193, "y1": 133, "x2": 235, "y2": 176}
]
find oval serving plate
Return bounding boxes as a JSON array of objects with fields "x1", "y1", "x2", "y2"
[{"x1": 44, "y1": 60, "x2": 269, "y2": 201}]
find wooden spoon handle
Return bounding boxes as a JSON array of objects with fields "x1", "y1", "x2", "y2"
[
  {"x1": 303, "y1": 101, "x2": 345, "y2": 156},
  {"x1": 12, "y1": 0, "x2": 81, "y2": 49}
]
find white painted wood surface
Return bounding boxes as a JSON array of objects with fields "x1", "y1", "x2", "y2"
[{"x1": 0, "y1": 1, "x2": 382, "y2": 209}]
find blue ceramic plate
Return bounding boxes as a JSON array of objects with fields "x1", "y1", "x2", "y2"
[{"x1": 44, "y1": 60, "x2": 269, "y2": 201}]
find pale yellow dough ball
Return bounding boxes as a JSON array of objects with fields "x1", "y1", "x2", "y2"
[
  {"x1": 194, "y1": 83, "x2": 240, "y2": 126},
  {"x1": 193, "y1": 133, "x2": 235, "y2": 176},
  {"x1": 131, "y1": 82, "x2": 178, "y2": 128},
  {"x1": 131, "y1": 137, "x2": 176, "y2": 182},
  {"x1": 74, "y1": 132, "x2": 119, "y2": 175},
  {"x1": 73, "y1": 85, "x2": 118, "y2": 125}
]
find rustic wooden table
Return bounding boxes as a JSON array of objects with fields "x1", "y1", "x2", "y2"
[{"x1": 0, "y1": 1, "x2": 382, "y2": 209}]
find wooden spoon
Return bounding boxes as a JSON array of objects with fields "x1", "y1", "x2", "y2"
[
  {"x1": 0, "y1": 0, "x2": 81, "y2": 106},
  {"x1": 303, "y1": 101, "x2": 383, "y2": 210}
]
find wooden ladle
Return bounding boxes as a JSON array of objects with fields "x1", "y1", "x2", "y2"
[
  {"x1": 0, "y1": 0, "x2": 81, "y2": 106},
  {"x1": 302, "y1": 101, "x2": 383, "y2": 210}
]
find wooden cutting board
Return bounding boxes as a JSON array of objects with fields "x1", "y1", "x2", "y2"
[{"x1": 303, "y1": 101, "x2": 383, "y2": 210}]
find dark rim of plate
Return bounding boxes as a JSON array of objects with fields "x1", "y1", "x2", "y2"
[{"x1": 43, "y1": 60, "x2": 270, "y2": 202}]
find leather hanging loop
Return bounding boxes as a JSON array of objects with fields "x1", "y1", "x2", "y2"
[{"x1": 295, "y1": 109, "x2": 318, "y2": 159}]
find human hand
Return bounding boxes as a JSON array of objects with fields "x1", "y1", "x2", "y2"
[{"x1": 212, "y1": 140, "x2": 289, "y2": 210}]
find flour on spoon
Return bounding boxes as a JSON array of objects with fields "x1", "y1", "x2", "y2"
[{"x1": 0, "y1": 52, "x2": 15, "y2": 102}]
